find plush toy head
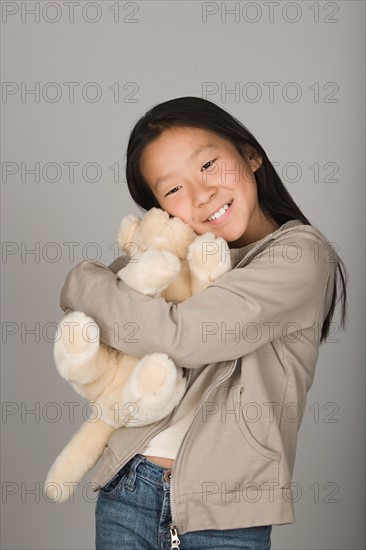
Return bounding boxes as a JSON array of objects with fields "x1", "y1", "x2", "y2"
[{"x1": 118, "y1": 207, "x2": 196, "y2": 259}]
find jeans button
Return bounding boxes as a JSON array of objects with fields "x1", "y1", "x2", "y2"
[{"x1": 164, "y1": 469, "x2": 172, "y2": 482}]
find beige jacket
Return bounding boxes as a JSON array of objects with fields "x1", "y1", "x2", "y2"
[{"x1": 59, "y1": 219, "x2": 337, "y2": 534}]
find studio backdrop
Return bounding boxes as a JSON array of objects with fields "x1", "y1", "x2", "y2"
[{"x1": 1, "y1": 1, "x2": 365, "y2": 549}]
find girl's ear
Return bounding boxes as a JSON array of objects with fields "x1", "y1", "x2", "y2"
[{"x1": 240, "y1": 144, "x2": 263, "y2": 173}]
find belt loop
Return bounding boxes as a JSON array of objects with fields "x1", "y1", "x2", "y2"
[{"x1": 124, "y1": 454, "x2": 145, "y2": 492}]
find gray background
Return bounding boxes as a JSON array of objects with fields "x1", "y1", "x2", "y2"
[{"x1": 1, "y1": 1, "x2": 365, "y2": 548}]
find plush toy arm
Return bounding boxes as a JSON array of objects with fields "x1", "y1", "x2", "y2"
[
  {"x1": 45, "y1": 419, "x2": 115, "y2": 503},
  {"x1": 187, "y1": 233, "x2": 232, "y2": 294}
]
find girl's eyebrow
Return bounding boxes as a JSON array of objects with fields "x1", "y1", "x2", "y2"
[{"x1": 154, "y1": 144, "x2": 216, "y2": 189}]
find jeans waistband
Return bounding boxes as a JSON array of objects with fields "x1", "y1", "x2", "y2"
[{"x1": 124, "y1": 454, "x2": 172, "y2": 488}]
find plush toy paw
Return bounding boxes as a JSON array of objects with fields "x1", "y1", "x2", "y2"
[
  {"x1": 122, "y1": 354, "x2": 186, "y2": 426},
  {"x1": 44, "y1": 470, "x2": 69, "y2": 503},
  {"x1": 187, "y1": 233, "x2": 232, "y2": 281},
  {"x1": 117, "y1": 248, "x2": 180, "y2": 296},
  {"x1": 54, "y1": 311, "x2": 101, "y2": 385},
  {"x1": 45, "y1": 454, "x2": 78, "y2": 503}
]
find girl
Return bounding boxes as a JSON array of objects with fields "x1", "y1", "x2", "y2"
[{"x1": 60, "y1": 97, "x2": 348, "y2": 550}]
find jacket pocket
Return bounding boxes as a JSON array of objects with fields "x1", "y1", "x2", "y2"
[{"x1": 232, "y1": 384, "x2": 280, "y2": 481}]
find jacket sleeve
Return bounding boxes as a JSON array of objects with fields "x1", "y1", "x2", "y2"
[
  {"x1": 59, "y1": 232, "x2": 335, "y2": 369},
  {"x1": 61, "y1": 255, "x2": 129, "y2": 314}
]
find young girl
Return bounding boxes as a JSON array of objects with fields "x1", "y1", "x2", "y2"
[{"x1": 60, "y1": 97, "x2": 348, "y2": 550}]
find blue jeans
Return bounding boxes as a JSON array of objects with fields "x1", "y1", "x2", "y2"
[{"x1": 95, "y1": 453, "x2": 272, "y2": 549}]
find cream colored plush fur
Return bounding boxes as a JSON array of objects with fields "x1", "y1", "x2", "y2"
[{"x1": 45, "y1": 208, "x2": 232, "y2": 502}]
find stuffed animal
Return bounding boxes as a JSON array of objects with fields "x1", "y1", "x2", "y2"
[{"x1": 45, "y1": 207, "x2": 232, "y2": 502}]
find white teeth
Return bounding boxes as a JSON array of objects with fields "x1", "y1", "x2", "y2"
[{"x1": 208, "y1": 202, "x2": 231, "y2": 221}]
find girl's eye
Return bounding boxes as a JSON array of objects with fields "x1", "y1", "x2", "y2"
[
  {"x1": 164, "y1": 158, "x2": 217, "y2": 196},
  {"x1": 201, "y1": 159, "x2": 217, "y2": 171},
  {"x1": 165, "y1": 185, "x2": 181, "y2": 197}
]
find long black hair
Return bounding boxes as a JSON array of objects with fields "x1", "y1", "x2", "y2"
[{"x1": 125, "y1": 96, "x2": 348, "y2": 343}]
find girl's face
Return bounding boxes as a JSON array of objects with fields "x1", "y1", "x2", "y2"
[{"x1": 140, "y1": 126, "x2": 279, "y2": 247}]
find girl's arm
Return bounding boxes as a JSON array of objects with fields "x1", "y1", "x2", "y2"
[{"x1": 60, "y1": 232, "x2": 336, "y2": 369}]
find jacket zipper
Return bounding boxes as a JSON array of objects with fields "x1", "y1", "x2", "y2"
[
  {"x1": 168, "y1": 356, "x2": 240, "y2": 538},
  {"x1": 235, "y1": 230, "x2": 278, "y2": 269},
  {"x1": 168, "y1": 523, "x2": 181, "y2": 549}
]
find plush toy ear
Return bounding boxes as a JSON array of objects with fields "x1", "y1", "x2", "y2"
[{"x1": 117, "y1": 214, "x2": 141, "y2": 251}]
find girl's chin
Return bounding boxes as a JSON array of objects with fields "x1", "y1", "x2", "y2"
[{"x1": 225, "y1": 230, "x2": 248, "y2": 248}]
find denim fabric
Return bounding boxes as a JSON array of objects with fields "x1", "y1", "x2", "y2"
[{"x1": 95, "y1": 454, "x2": 272, "y2": 550}]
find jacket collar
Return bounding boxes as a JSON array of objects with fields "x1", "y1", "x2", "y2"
[{"x1": 229, "y1": 218, "x2": 304, "y2": 267}]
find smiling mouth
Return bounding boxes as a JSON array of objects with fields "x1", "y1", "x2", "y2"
[{"x1": 206, "y1": 200, "x2": 233, "y2": 222}]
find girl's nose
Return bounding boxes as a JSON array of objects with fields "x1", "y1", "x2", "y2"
[{"x1": 192, "y1": 184, "x2": 216, "y2": 208}]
